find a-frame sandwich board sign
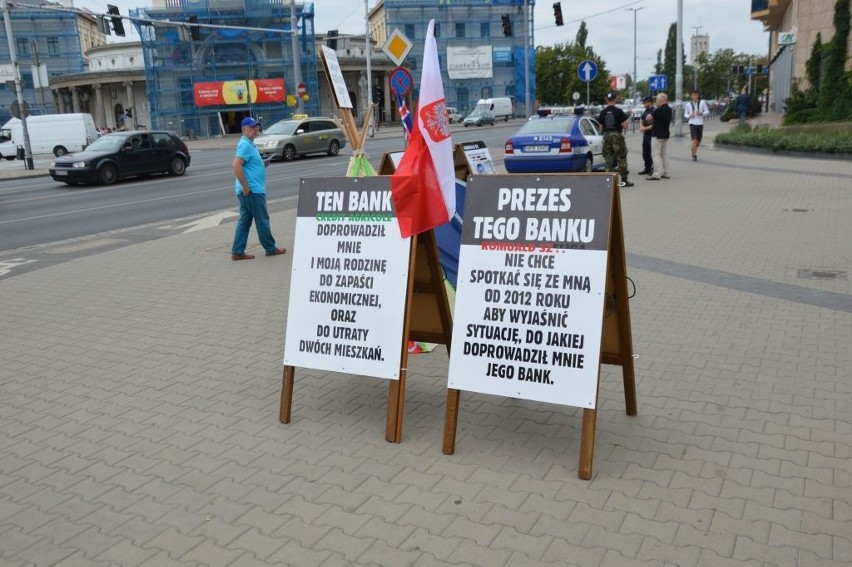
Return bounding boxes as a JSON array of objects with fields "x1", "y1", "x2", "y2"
[
  {"x1": 441, "y1": 173, "x2": 637, "y2": 480},
  {"x1": 278, "y1": 174, "x2": 453, "y2": 444}
]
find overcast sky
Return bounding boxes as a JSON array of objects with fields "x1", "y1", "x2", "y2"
[{"x1": 76, "y1": 0, "x2": 769, "y2": 80}]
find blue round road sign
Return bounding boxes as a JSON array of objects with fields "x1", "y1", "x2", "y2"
[
  {"x1": 389, "y1": 67, "x2": 413, "y2": 97},
  {"x1": 577, "y1": 60, "x2": 598, "y2": 83}
]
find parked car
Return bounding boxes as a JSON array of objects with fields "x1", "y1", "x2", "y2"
[
  {"x1": 447, "y1": 107, "x2": 463, "y2": 123},
  {"x1": 254, "y1": 117, "x2": 346, "y2": 161},
  {"x1": 503, "y1": 115, "x2": 604, "y2": 173},
  {"x1": 463, "y1": 110, "x2": 495, "y2": 127},
  {"x1": 48, "y1": 131, "x2": 191, "y2": 185}
]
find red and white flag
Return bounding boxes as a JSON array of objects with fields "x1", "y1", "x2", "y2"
[{"x1": 390, "y1": 19, "x2": 456, "y2": 238}]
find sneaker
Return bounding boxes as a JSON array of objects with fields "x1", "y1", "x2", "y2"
[
  {"x1": 646, "y1": 176, "x2": 660, "y2": 181},
  {"x1": 231, "y1": 252, "x2": 255, "y2": 261},
  {"x1": 661, "y1": 175, "x2": 670, "y2": 179},
  {"x1": 620, "y1": 181, "x2": 635, "y2": 187},
  {"x1": 692, "y1": 155, "x2": 698, "y2": 161},
  {"x1": 637, "y1": 169, "x2": 651, "y2": 175}
]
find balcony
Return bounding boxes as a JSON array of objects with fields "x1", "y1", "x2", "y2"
[{"x1": 751, "y1": 0, "x2": 790, "y2": 30}]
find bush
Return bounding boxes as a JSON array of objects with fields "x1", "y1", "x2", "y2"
[{"x1": 715, "y1": 123, "x2": 852, "y2": 154}]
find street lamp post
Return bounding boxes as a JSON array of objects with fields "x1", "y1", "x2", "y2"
[{"x1": 628, "y1": 7, "x2": 644, "y2": 101}]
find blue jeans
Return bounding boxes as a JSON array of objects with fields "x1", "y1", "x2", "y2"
[{"x1": 231, "y1": 192, "x2": 277, "y2": 255}]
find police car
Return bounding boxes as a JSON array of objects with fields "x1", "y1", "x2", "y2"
[{"x1": 503, "y1": 115, "x2": 604, "y2": 173}]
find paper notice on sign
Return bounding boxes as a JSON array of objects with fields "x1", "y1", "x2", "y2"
[
  {"x1": 320, "y1": 46, "x2": 353, "y2": 109},
  {"x1": 447, "y1": 174, "x2": 614, "y2": 409},
  {"x1": 283, "y1": 177, "x2": 410, "y2": 379}
]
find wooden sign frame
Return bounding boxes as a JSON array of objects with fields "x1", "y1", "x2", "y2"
[
  {"x1": 281, "y1": 147, "x2": 470, "y2": 442},
  {"x1": 441, "y1": 176, "x2": 637, "y2": 480}
]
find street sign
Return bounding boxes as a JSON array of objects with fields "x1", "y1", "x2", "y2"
[
  {"x1": 297, "y1": 83, "x2": 306, "y2": 96},
  {"x1": 648, "y1": 74, "x2": 668, "y2": 91},
  {"x1": 0, "y1": 64, "x2": 15, "y2": 82},
  {"x1": 779, "y1": 31, "x2": 796, "y2": 45},
  {"x1": 578, "y1": 60, "x2": 598, "y2": 83},
  {"x1": 572, "y1": 92, "x2": 580, "y2": 101},
  {"x1": 389, "y1": 66, "x2": 413, "y2": 97},
  {"x1": 382, "y1": 28, "x2": 413, "y2": 66}
]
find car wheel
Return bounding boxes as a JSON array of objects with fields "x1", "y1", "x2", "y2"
[
  {"x1": 53, "y1": 146, "x2": 68, "y2": 157},
  {"x1": 504, "y1": 116, "x2": 509, "y2": 122},
  {"x1": 282, "y1": 144, "x2": 297, "y2": 161},
  {"x1": 3, "y1": 155, "x2": 14, "y2": 161},
  {"x1": 327, "y1": 140, "x2": 340, "y2": 156},
  {"x1": 98, "y1": 163, "x2": 118, "y2": 185},
  {"x1": 584, "y1": 155, "x2": 593, "y2": 172},
  {"x1": 464, "y1": 123, "x2": 468, "y2": 127},
  {"x1": 168, "y1": 156, "x2": 187, "y2": 176}
]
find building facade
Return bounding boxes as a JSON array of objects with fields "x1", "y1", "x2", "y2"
[
  {"x1": 751, "y1": 0, "x2": 852, "y2": 113},
  {"x1": 689, "y1": 33, "x2": 709, "y2": 66},
  {"x1": 130, "y1": 0, "x2": 319, "y2": 136},
  {"x1": 368, "y1": 0, "x2": 536, "y2": 117},
  {"x1": 0, "y1": 0, "x2": 105, "y2": 122}
]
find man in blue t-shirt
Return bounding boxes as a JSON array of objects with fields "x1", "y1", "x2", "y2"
[{"x1": 231, "y1": 116, "x2": 286, "y2": 260}]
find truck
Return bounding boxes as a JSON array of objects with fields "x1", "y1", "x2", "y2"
[
  {"x1": 471, "y1": 97, "x2": 513, "y2": 121},
  {"x1": 0, "y1": 113, "x2": 100, "y2": 159}
]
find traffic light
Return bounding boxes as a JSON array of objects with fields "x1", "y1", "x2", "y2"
[
  {"x1": 106, "y1": 5, "x2": 125, "y2": 37},
  {"x1": 327, "y1": 29, "x2": 338, "y2": 51},
  {"x1": 501, "y1": 14, "x2": 512, "y2": 37},
  {"x1": 756, "y1": 64, "x2": 765, "y2": 74},
  {"x1": 553, "y1": 2, "x2": 564, "y2": 26},
  {"x1": 186, "y1": 15, "x2": 201, "y2": 41}
]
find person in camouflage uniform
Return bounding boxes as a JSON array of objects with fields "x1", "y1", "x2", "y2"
[{"x1": 598, "y1": 92, "x2": 633, "y2": 187}]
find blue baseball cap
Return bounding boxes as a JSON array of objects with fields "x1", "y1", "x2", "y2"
[{"x1": 241, "y1": 117, "x2": 259, "y2": 128}]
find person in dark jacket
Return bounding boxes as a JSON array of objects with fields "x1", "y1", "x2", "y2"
[
  {"x1": 598, "y1": 92, "x2": 633, "y2": 187},
  {"x1": 646, "y1": 93, "x2": 672, "y2": 181},
  {"x1": 638, "y1": 96, "x2": 655, "y2": 175},
  {"x1": 735, "y1": 88, "x2": 750, "y2": 125}
]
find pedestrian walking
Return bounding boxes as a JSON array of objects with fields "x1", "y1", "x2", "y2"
[
  {"x1": 638, "y1": 95, "x2": 655, "y2": 175},
  {"x1": 735, "y1": 88, "x2": 750, "y2": 125},
  {"x1": 598, "y1": 92, "x2": 633, "y2": 187},
  {"x1": 646, "y1": 92, "x2": 672, "y2": 181},
  {"x1": 685, "y1": 89, "x2": 710, "y2": 161},
  {"x1": 230, "y1": 116, "x2": 286, "y2": 261}
]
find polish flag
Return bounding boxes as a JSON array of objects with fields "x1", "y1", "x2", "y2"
[{"x1": 390, "y1": 19, "x2": 456, "y2": 238}]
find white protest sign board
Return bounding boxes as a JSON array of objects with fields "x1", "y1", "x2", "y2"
[
  {"x1": 320, "y1": 46, "x2": 353, "y2": 109},
  {"x1": 283, "y1": 177, "x2": 410, "y2": 379},
  {"x1": 447, "y1": 174, "x2": 614, "y2": 409}
]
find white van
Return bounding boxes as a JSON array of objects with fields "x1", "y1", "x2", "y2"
[
  {"x1": 0, "y1": 113, "x2": 99, "y2": 159},
  {"x1": 472, "y1": 97, "x2": 513, "y2": 121}
]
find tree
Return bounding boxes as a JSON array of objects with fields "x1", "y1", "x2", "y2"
[
  {"x1": 535, "y1": 39, "x2": 610, "y2": 106},
  {"x1": 662, "y1": 23, "x2": 687, "y2": 95},
  {"x1": 576, "y1": 21, "x2": 588, "y2": 51}
]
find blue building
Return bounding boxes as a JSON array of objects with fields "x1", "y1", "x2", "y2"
[
  {"x1": 0, "y1": 1, "x2": 105, "y2": 122},
  {"x1": 368, "y1": 0, "x2": 536, "y2": 116},
  {"x1": 131, "y1": 0, "x2": 320, "y2": 136}
]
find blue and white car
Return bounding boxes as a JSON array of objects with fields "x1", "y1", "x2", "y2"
[{"x1": 504, "y1": 115, "x2": 604, "y2": 173}]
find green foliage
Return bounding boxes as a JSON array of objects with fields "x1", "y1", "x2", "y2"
[
  {"x1": 783, "y1": 0, "x2": 852, "y2": 124},
  {"x1": 715, "y1": 123, "x2": 852, "y2": 154},
  {"x1": 534, "y1": 29, "x2": 610, "y2": 106}
]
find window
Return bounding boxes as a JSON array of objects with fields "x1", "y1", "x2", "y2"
[
  {"x1": 480, "y1": 22, "x2": 490, "y2": 38},
  {"x1": 455, "y1": 23, "x2": 464, "y2": 39},
  {"x1": 152, "y1": 133, "x2": 175, "y2": 148},
  {"x1": 16, "y1": 38, "x2": 29, "y2": 56},
  {"x1": 434, "y1": 23, "x2": 440, "y2": 38},
  {"x1": 47, "y1": 37, "x2": 60, "y2": 55},
  {"x1": 404, "y1": 24, "x2": 415, "y2": 40}
]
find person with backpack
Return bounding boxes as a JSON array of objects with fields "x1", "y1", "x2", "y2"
[{"x1": 685, "y1": 89, "x2": 710, "y2": 161}]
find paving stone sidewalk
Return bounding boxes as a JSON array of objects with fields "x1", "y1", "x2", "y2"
[{"x1": 1, "y1": 116, "x2": 851, "y2": 566}]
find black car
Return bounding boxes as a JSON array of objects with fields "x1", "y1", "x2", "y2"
[{"x1": 49, "y1": 131, "x2": 191, "y2": 185}]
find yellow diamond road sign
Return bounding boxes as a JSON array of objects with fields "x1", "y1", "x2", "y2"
[{"x1": 382, "y1": 28, "x2": 413, "y2": 67}]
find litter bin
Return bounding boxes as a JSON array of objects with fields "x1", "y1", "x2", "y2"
[{"x1": 16, "y1": 146, "x2": 25, "y2": 160}]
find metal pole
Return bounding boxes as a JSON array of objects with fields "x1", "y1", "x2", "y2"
[
  {"x1": 674, "y1": 0, "x2": 684, "y2": 137},
  {"x1": 524, "y1": 0, "x2": 530, "y2": 118},
  {"x1": 628, "y1": 7, "x2": 644, "y2": 100},
  {"x1": 289, "y1": 0, "x2": 303, "y2": 114},
  {"x1": 365, "y1": 0, "x2": 373, "y2": 130},
  {"x1": 2, "y1": 0, "x2": 34, "y2": 169}
]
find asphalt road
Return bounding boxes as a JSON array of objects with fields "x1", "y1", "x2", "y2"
[{"x1": 0, "y1": 122, "x2": 517, "y2": 278}]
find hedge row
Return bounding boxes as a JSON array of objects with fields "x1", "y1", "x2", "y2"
[{"x1": 715, "y1": 124, "x2": 852, "y2": 154}]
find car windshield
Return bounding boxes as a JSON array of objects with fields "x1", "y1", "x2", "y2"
[
  {"x1": 85, "y1": 135, "x2": 129, "y2": 151},
  {"x1": 516, "y1": 118, "x2": 576, "y2": 135},
  {"x1": 263, "y1": 121, "x2": 299, "y2": 135}
]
